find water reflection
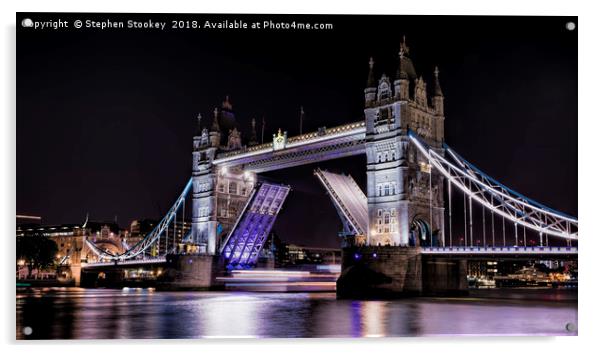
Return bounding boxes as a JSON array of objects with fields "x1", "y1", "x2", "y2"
[{"x1": 16, "y1": 288, "x2": 577, "y2": 339}]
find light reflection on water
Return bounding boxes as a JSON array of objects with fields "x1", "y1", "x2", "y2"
[{"x1": 16, "y1": 288, "x2": 577, "y2": 339}]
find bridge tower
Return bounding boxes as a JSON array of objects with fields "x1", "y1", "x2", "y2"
[
  {"x1": 364, "y1": 38, "x2": 446, "y2": 248},
  {"x1": 191, "y1": 109, "x2": 220, "y2": 254},
  {"x1": 338, "y1": 39, "x2": 460, "y2": 298},
  {"x1": 191, "y1": 100, "x2": 254, "y2": 255}
]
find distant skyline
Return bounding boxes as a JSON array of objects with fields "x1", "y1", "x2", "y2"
[{"x1": 17, "y1": 14, "x2": 577, "y2": 247}]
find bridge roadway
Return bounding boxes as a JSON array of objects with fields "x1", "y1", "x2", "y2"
[
  {"x1": 81, "y1": 257, "x2": 167, "y2": 268},
  {"x1": 81, "y1": 246, "x2": 577, "y2": 268}
]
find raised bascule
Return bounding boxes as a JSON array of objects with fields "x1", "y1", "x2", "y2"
[{"x1": 82, "y1": 38, "x2": 578, "y2": 297}]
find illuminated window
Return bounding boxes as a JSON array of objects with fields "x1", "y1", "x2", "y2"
[
  {"x1": 384, "y1": 184, "x2": 390, "y2": 196},
  {"x1": 377, "y1": 209, "x2": 382, "y2": 217},
  {"x1": 228, "y1": 182, "x2": 237, "y2": 194},
  {"x1": 218, "y1": 183, "x2": 225, "y2": 193}
]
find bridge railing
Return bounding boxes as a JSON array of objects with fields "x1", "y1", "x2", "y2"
[{"x1": 421, "y1": 246, "x2": 578, "y2": 255}]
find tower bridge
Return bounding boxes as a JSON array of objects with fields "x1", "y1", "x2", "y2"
[{"x1": 81, "y1": 39, "x2": 577, "y2": 298}]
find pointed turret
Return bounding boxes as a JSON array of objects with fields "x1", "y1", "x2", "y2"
[
  {"x1": 432, "y1": 66, "x2": 444, "y2": 116},
  {"x1": 249, "y1": 118, "x2": 258, "y2": 146},
  {"x1": 209, "y1": 107, "x2": 221, "y2": 147},
  {"x1": 398, "y1": 36, "x2": 417, "y2": 81},
  {"x1": 210, "y1": 107, "x2": 220, "y2": 132},
  {"x1": 364, "y1": 57, "x2": 377, "y2": 106},
  {"x1": 222, "y1": 95, "x2": 233, "y2": 111},
  {"x1": 196, "y1": 113, "x2": 203, "y2": 134},
  {"x1": 396, "y1": 37, "x2": 415, "y2": 100},
  {"x1": 367, "y1": 57, "x2": 376, "y2": 87}
]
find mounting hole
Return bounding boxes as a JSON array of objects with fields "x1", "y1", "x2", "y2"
[
  {"x1": 566, "y1": 22, "x2": 576, "y2": 31},
  {"x1": 565, "y1": 322, "x2": 576, "y2": 332},
  {"x1": 21, "y1": 18, "x2": 34, "y2": 28},
  {"x1": 22, "y1": 326, "x2": 33, "y2": 336}
]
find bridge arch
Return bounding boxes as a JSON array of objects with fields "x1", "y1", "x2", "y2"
[{"x1": 410, "y1": 216, "x2": 432, "y2": 247}]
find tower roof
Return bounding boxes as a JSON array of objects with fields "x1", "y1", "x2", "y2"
[
  {"x1": 367, "y1": 57, "x2": 376, "y2": 87},
  {"x1": 249, "y1": 118, "x2": 258, "y2": 146},
  {"x1": 398, "y1": 37, "x2": 417, "y2": 81},
  {"x1": 433, "y1": 66, "x2": 443, "y2": 97},
  {"x1": 222, "y1": 95, "x2": 233, "y2": 111},
  {"x1": 211, "y1": 107, "x2": 221, "y2": 132}
]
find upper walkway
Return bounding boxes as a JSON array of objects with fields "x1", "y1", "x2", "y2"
[{"x1": 213, "y1": 121, "x2": 366, "y2": 173}]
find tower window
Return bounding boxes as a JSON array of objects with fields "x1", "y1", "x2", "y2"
[{"x1": 228, "y1": 182, "x2": 237, "y2": 194}]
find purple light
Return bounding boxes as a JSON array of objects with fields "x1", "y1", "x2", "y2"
[
  {"x1": 372, "y1": 253, "x2": 377, "y2": 258},
  {"x1": 354, "y1": 253, "x2": 361, "y2": 260}
]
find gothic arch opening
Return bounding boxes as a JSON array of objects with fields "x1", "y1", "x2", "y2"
[{"x1": 409, "y1": 216, "x2": 431, "y2": 247}]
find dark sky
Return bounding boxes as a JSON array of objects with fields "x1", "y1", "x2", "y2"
[{"x1": 17, "y1": 14, "x2": 577, "y2": 248}]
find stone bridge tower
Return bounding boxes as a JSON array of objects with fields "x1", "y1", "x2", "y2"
[
  {"x1": 338, "y1": 40, "x2": 467, "y2": 299},
  {"x1": 191, "y1": 99, "x2": 254, "y2": 255},
  {"x1": 364, "y1": 38, "x2": 446, "y2": 248},
  {"x1": 191, "y1": 111, "x2": 220, "y2": 254}
]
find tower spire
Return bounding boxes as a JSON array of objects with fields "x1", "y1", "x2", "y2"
[
  {"x1": 211, "y1": 107, "x2": 220, "y2": 132},
  {"x1": 367, "y1": 57, "x2": 376, "y2": 87},
  {"x1": 433, "y1": 66, "x2": 443, "y2": 97},
  {"x1": 398, "y1": 36, "x2": 416, "y2": 81},
  {"x1": 299, "y1": 106, "x2": 305, "y2": 135},
  {"x1": 222, "y1": 95, "x2": 232, "y2": 110},
  {"x1": 249, "y1": 118, "x2": 258, "y2": 146},
  {"x1": 197, "y1": 113, "x2": 203, "y2": 133}
]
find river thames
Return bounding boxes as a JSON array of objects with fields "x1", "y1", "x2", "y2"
[{"x1": 16, "y1": 287, "x2": 577, "y2": 339}]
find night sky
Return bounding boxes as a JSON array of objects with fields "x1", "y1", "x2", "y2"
[{"x1": 17, "y1": 14, "x2": 577, "y2": 248}]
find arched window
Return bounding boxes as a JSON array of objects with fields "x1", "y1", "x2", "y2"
[{"x1": 384, "y1": 184, "x2": 390, "y2": 196}]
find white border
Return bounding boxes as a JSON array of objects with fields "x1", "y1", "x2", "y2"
[{"x1": 2, "y1": 1, "x2": 599, "y2": 352}]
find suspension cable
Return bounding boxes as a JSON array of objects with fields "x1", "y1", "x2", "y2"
[
  {"x1": 469, "y1": 196, "x2": 474, "y2": 247},
  {"x1": 463, "y1": 194, "x2": 468, "y2": 247},
  {"x1": 482, "y1": 204, "x2": 486, "y2": 247},
  {"x1": 502, "y1": 217, "x2": 506, "y2": 247},
  {"x1": 491, "y1": 194, "x2": 495, "y2": 247},
  {"x1": 448, "y1": 178, "x2": 452, "y2": 247},
  {"x1": 429, "y1": 163, "x2": 433, "y2": 247}
]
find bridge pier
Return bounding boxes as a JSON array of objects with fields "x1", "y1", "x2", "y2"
[
  {"x1": 71, "y1": 264, "x2": 81, "y2": 287},
  {"x1": 337, "y1": 246, "x2": 467, "y2": 298},
  {"x1": 157, "y1": 254, "x2": 225, "y2": 290}
]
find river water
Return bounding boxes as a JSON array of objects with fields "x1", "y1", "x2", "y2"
[{"x1": 16, "y1": 287, "x2": 577, "y2": 339}]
